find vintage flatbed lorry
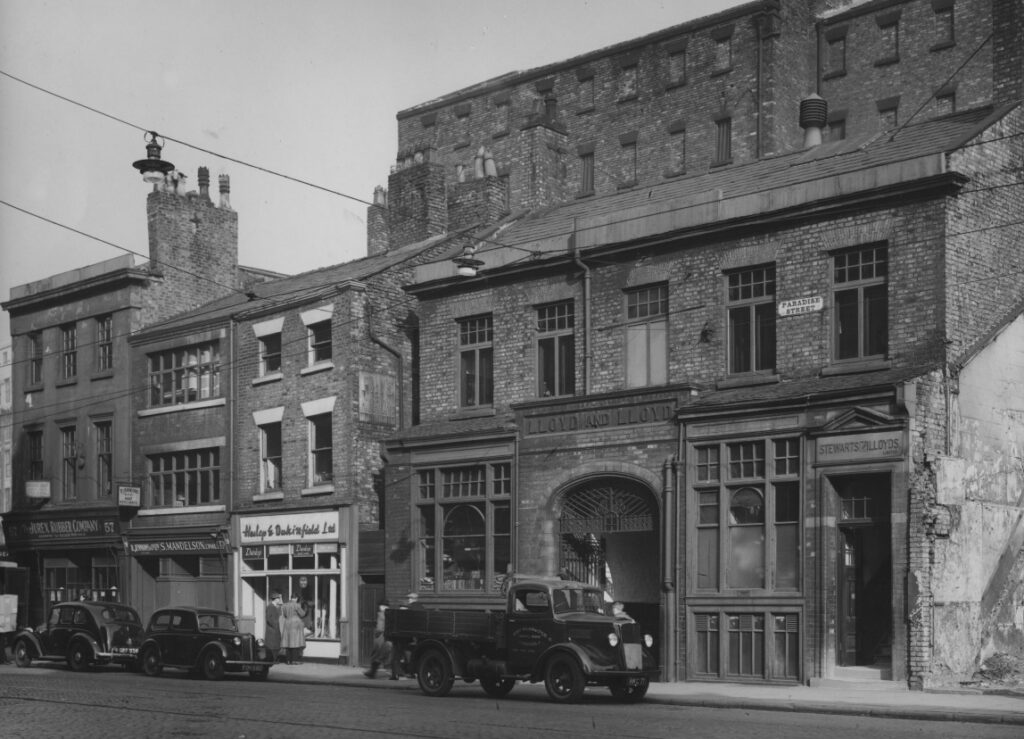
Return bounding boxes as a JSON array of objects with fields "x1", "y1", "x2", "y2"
[{"x1": 385, "y1": 576, "x2": 658, "y2": 703}]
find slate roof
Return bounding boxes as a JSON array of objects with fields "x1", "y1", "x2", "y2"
[
  {"x1": 132, "y1": 232, "x2": 455, "y2": 339},
  {"x1": 473, "y1": 104, "x2": 1013, "y2": 263}
]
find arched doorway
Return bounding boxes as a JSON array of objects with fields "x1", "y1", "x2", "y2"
[{"x1": 557, "y1": 477, "x2": 660, "y2": 644}]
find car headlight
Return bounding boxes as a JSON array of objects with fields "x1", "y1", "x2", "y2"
[
  {"x1": 643, "y1": 634, "x2": 654, "y2": 648},
  {"x1": 257, "y1": 638, "x2": 265, "y2": 647},
  {"x1": 607, "y1": 632, "x2": 620, "y2": 647},
  {"x1": 233, "y1": 636, "x2": 242, "y2": 646}
]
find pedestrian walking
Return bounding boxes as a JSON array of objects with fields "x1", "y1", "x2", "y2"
[
  {"x1": 279, "y1": 593, "x2": 306, "y2": 664},
  {"x1": 265, "y1": 593, "x2": 284, "y2": 663},
  {"x1": 363, "y1": 601, "x2": 392, "y2": 679}
]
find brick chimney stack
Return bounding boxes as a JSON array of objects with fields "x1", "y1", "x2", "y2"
[
  {"x1": 367, "y1": 185, "x2": 390, "y2": 256},
  {"x1": 198, "y1": 167, "x2": 210, "y2": 200}
]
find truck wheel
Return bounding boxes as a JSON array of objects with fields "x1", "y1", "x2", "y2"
[
  {"x1": 417, "y1": 648, "x2": 454, "y2": 697},
  {"x1": 201, "y1": 650, "x2": 226, "y2": 681},
  {"x1": 544, "y1": 653, "x2": 585, "y2": 703},
  {"x1": 13, "y1": 640, "x2": 33, "y2": 668},
  {"x1": 608, "y1": 676, "x2": 650, "y2": 702},
  {"x1": 67, "y1": 642, "x2": 93, "y2": 672},
  {"x1": 480, "y1": 677, "x2": 515, "y2": 698},
  {"x1": 142, "y1": 647, "x2": 163, "y2": 677}
]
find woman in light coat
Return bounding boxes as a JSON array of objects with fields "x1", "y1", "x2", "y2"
[{"x1": 279, "y1": 593, "x2": 306, "y2": 664}]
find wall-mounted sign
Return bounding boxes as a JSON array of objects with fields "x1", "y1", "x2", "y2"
[
  {"x1": 128, "y1": 538, "x2": 225, "y2": 555},
  {"x1": 6, "y1": 515, "x2": 118, "y2": 543},
  {"x1": 118, "y1": 485, "x2": 141, "y2": 507},
  {"x1": 239, "y1": 511, "x2": 341, "y2": 544},
  {"x1": 816, "y1": 431, "x2": 904, "y2": 463},
  {"x1": 25, "y1": 481, "x2": 51, "y2": 500},
  {"x1": 524, "y1": 401, "x2": 674, "y2": 436},
  {"x1": 778, "y1": 296, "x2": 824, "y2": 317},
  {"x1": 293, "y1": 543, "x2": 315, "y2": 556}
]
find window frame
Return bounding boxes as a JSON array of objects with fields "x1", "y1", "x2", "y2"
[
  {"x1": 61, "y1": 425, "x2": 78, "y2": 501},
  {"x1": 624, "y1": 284, "x2": 669, "y2": 389},
  {"x1": 692, "y1": 436, "x2": 802, "y2": 594},
  {"x1": 578, "y1": 151, "x2": 595, "y2": 196},
  {"x1": 832, "y1": 244, "x2": 889, "y2": 363},
  {"x1": 714, "y1": 118, "x2": 732, "y2": 165},
  {"x1": 536, "y1": 301, "x2": 575, "y2": 398},
  {"x1": 307, "y1": 320, "x2": 332, "y2": 366},
  {"x1": 148, "y1": 448, "x2": 221, "y2": 508},
  {"x1": 148, "y1": 342, "x2": 221, "y2": 407},
  {"x1": 27, "y1": 332, "x2": 43, "y2": 386},
  {"x1": 726, "y1": 265, "x2": 776, "y2": 376},
  {"x1": 307, "y1": 412, "x2": 333, "y2": 486},
  {"x1": 95, "y1": 315, "x2": 113, "y2": 373},
  {"x1": 26, "y1": 429, "x2": 44, "y2": 481},
  {"x1": 416, "y1": 461, "x2": 512, "y2": 594},
  {"x1": 259, "y1": 333, "x2": 282, "y2": 376},
  {"x1": 260, "y1": 421, "x2": 283, "y2": 491},
  {"x1": 95, "y1": 420, "x2": 112, "y2": 497},
  {"x1": 458, "y1": 314, "x2": 494, "y2": 408},
  {"x1": 60, "y1": 323, "x2": 77, "y2": 381}
]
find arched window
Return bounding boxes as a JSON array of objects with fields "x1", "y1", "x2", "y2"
[
  {"x1": 728, "y1": 487, "x2": 765, "y2": 588},
  {"x1": 443, "y1": 504, "x2": 486, "y2": 589}
]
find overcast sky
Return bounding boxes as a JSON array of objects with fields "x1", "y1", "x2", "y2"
[{"x1": 0, "y1": 0, "x2": 739, "y2": 345}]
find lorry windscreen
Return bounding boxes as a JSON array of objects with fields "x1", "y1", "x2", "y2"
[{"x1": 551, "y1": 587, "x2": 606, "y2": 615}]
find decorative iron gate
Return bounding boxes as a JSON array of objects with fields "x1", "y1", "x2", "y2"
[{"x1": 558, "y1": 482, "x2": 655, "y2": 590}]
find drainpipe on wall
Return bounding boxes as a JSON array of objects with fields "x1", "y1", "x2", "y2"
[
  {"x1": 662, "y1": 455, "x2": 677, "y2": 682},
  {"x1": 571, "y1": 220, "x2": 591, "y2": 395}
]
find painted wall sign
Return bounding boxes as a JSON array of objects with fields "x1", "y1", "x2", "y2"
[
  {"x1": 816, "y1": 431, "x2": 903, "y2": 462},
  {"x1": 778, "y1": 296, "x2": 824, "y2": 316},
  {"x1": 129, "y1": 538, "x2": 225, "y2": 555},
  {"x1": 524, "y1": 402, "x2": 674, "y2": 436},
  {"x1": 6, "y1": 515, "x2": 118, "y2": 543},
  {"x1": 239, "y1": 511, "x2": 340, "y2": 544},
  {"x1": 25, "y1": 481, "x2": 51, "y2": 499}
]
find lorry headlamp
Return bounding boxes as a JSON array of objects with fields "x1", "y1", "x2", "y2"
[
  {"x1": 607, "y1": 633, "x2": 620, "y2": 647},
  {"x1": 643, "y1": 634, "x2": 654, "y2": 648}
]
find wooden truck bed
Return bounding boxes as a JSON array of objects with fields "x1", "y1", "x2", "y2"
[{"x1": 386, "y1": 608, "x2": 505, "y2": 643}]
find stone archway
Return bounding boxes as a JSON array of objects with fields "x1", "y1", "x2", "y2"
[{"x1": 556, "y1": 476, "x2": 660, "y2": 637}]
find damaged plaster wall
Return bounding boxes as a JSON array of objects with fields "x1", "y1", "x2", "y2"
[{"x1": 926, "y1": 313, "x2": 1024, "y2": 686}]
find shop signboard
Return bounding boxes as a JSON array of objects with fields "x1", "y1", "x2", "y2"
[
  {"x1": 5, "y1": 515, "x2": 119, "y2": 544},
  {"x1": 117, "y1": 484, "x2": 141, "y2": 507},
  {"x1": 239, "y1": 510, "x2": 341, "y2": 544}
]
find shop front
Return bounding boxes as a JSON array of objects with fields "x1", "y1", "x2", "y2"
[
  {"x1": 123, "y1": 529, "x2": 230, "y2": 617},
  {"x1": 237, "y1": 509, "x2": 349, "y2": 662},
  {"x1": 1, "y1": 509, "x2": 124, "y2": 626}
]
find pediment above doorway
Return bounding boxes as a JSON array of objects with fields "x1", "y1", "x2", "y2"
[{"x1": 816, "y1": 406, "x2": 901, "y2": 434}]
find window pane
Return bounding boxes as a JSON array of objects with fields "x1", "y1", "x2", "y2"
[
  {"x1": 754, "y1": 302, "x2": 776, "y2": 372},
  {"x1": 648, "y1": 320, "x2": 667, "y2": 385},
  {"x1": 835, "y1": 288, "x2": 859, "y2": 359},
  {"x1": 729, "y1": 306, "x2": 751, "y2": 373},
  {"x1": 697, "y1": 528, "x2": 719, "y2": 590},
  {"x1": 863, "y1": 283, "x2": 888, "y2": 357}
]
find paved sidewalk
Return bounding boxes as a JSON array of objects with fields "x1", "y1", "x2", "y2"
[{"x1": 268, "y1": 661, "x2": 1024, "y2": 726}]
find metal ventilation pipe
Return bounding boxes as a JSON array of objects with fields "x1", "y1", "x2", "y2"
[{"x1": 799, "y1": 94, "x2": 829, "y2": 149}]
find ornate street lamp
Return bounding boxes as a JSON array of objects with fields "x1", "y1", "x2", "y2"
[{"x1": 131, "y1": 131, "x2": 175, "y2": 184}]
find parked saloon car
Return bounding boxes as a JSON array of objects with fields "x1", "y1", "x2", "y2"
[
  {"x1": 12, "y1": 601, "x2": 144, "y2": 671},
  {"x1": 140, "y1": 606, "x2": 273, "y2": 681}
]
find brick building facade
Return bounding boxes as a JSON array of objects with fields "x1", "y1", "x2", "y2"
[{"x1": 380, "y1": 0, "x2": 1023, "y2": 688}]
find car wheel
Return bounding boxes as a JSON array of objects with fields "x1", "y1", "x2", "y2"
[
  {"x1": 608, "y1": 676, "x2": 650, "y2": 702},
  {"x1": 67, "y1": 642, "x2": 93, "y2": 672},
  {"x1": 142, "y1": 647, "x2": 163, "y2": 677},
  {"x1": 201, "y1": 650, "x2": 226, "y2": 681},
  {"x1": 250, "y1": 666, "x2": 270, "y2": 681},
  {"x1": 13, "y1": 640, "x2": 33, "y2": 668},
  {"x1": 480, "y1": 677, "x2": 515, "y2": 698},
  {"x1": 416, "y1": 648, "x2": 454, "y2": 697},
  {"x1": 544, "y1": 653, "x2": 585, "y2": 703}
]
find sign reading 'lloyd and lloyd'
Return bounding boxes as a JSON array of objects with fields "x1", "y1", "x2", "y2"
[
  {"x1": 524, "y1": 401, "x2": 675, "y2": 436},
  {"x1": 240, "y1": 511, "x2": 340, "y2": 545},
  {"x1": 816, "y1": 431, "x2": 904, "y2": 463}
]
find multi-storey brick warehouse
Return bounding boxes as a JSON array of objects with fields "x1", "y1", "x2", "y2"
[{"x1": 379, "y1": 0, "x2": 1023, "y2": 691}]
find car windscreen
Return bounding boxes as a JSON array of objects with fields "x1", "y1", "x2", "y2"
[
  {"x1": 198, "y1": 613, "x2": 238, "y2": 631},
  {"x1": 100, "y1": 606, "x2": 140, "y2": 624}
]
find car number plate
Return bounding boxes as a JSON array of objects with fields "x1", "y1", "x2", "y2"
[{"x1": 112, "y1": 647, "x2": 138, "y2": 655}]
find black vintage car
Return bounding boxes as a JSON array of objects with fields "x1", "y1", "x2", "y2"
[
  {"x1": 12, "y1": 601, "x2": 144, "y2": 671},
  {"x1": 140, "y1": 606, "x2": 273, "y2": 681}
]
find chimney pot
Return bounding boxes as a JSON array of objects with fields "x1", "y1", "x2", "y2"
[
  {"x1": 198, "y1": 167, "x2": 210, "y2": 199},
  {"x1": 218, "y1": 174, "x2": 232, "y2": 209}
]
